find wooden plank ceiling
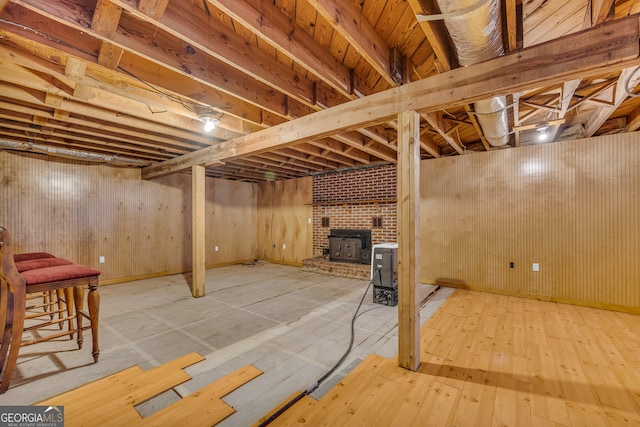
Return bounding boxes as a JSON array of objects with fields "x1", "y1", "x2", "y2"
[{"x1": 1, "y1": 0, "x2": 639, "y2": 183}]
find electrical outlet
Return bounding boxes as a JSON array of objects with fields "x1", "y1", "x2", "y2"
[
  {"x1": 214, "y1": 246, "x2": 219, "y2": 252},
  {"x1": 282, "y1": 243, "x2": 286, "y2": 249},
  {"x1": 532, "y1": 263, "x2": 540, "y2": 272},
  {"x1": 99, "y1": 256, "x2": 105, "y2": 263}
]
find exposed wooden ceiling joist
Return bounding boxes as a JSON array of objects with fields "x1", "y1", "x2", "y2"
[
  {"x1": 1, "y1": 1, "x2": 640, "y2": 183},
  {"x1": 142, "y1": 15, "x2": 640, "y2": 178}
]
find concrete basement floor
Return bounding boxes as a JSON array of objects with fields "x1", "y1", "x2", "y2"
[{"x1": 0, "y1": 262, "x2": 453, "y2": 426}]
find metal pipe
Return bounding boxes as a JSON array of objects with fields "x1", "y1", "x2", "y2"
[
  {"x1": 0, "y1": 139, "x2": 151, "y2": 167},
  {"x1": 436, "y1": 0, "x2": 509, "y2": 147}
]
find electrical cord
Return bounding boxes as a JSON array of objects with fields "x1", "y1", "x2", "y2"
[{"x1": 257, "y1": 268, "x2": 380, "y2": 427}]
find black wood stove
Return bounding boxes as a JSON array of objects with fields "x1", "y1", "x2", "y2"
[{"x1": 328, "y1": 229, "x2": 372, "y2": 264}]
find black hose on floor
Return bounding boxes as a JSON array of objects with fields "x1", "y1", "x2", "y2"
[{"x1": 256, "y1": 269, "x2": 380, "y2": 427}]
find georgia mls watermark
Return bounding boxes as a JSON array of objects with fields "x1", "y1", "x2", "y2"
[{"x1": 0, "y1": 406, "x2": 64, "y2": 427}]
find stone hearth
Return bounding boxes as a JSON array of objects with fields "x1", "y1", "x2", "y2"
[{"x1": 302, "y1": 256, "x2": 371, "y2": 280}]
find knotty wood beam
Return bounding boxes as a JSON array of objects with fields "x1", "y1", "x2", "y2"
[
  {"x1": 93, "y1": 0, "x2": 124, "y2": 69},
  {"x1": 107, "y1": 0, "x2": 394, "y2": 163},
  {"x1": 407, "y1": 0, "x2": 454, "y2": 71},
  {"x1": 111, "y1": 0, "x2": 317, "y2": 108},
  {"x1": 138, "y1": 0, "x2": 169, "y2": 20},
  {"x1": 210, "y1": 0, "x2": 354, "y2": 97},
  {"x1": 0, "y1": 59, "x2": 224, "y2": 142},
  {"x1": 92, "y1": 0, "x2": 123, "y2": 38},
  {"x1": 0, "y1": 5, "x2": 265, "y2": 127},
  {"x1": 307, "y1": 0, "x2": 395, "y2": 86},
  {"x1": 397, "y1": 109, "x2": 420, "y2": 371},
  {"x1": 203, "y1": 0, "x2": 396, "y2": 160},
  {"x1": 504, "y1": 0, "x2": 523, "y2": 52},
  {"x1": 142, "y1": 15, "x2": 640, "y2": 179},
  {"x1": 191, "y1": 164, "x2": 206, "y2": 297},
  {"x1": 97, "y1": 41, "x2": 124, "y2": 69},
  {"x1": 10, "y1": 0, "x2": 290, "y2": 118}
]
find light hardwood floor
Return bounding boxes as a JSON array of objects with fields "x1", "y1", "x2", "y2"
[{"x1": 265, "y1": 289, "x2": 640, "y2": 426}]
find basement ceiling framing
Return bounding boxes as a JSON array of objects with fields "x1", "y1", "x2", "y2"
[{"x1": 1, "y1": 0, "x2": 640, "y2": 182}]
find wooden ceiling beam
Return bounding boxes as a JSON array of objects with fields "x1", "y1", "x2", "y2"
[
  {"x1": 295, "y1": 142, "x2": 359, "y2": 167},
  {"x1": 209, "y1": 0, "x2": 356, "y2": 98},
  {"x1": 625, "y1": 103, "x2": 640, "y2": 131},
  {"x1": 92, "y1": 0, "x2": 123, "y2": 38},
  {"x1": 111, "y1": 0, "x2": 319, "y2": 109},
  {"x1": 256, "y1": 152, "x2": 326, "y2": 172},
  {"x1": 272, "y1": 147, "x2": 343, "y2": 169},
  {"x1": 0, "y1": 78, "x2": 220, "y2": 149},
  {"x1": 138, "y1": 0, "x2": 169, "y2": 20},
  {"x1": 275, "y1": 143, "x2": 355, "y2": 169},
  {"x1": 590, "y1": 0, "x2": 615, "y2": 26},
  {"x1": 0, "y1": 126, "x2": 169, "y2": 161},
  {"x1": 205, "y1": 0, "x2": 400, "y2": 160},
  {"x1": 223, "y1": 159, "x2": 302, "y2": 179},
  {"x1": 93, "y1": 0, "x2": 125, "y2": 69},
  {"x1": 5, "y1": 1, "x2": 288, "y2": 121},
  {"x1": 312, "y1": 138, "x2": 373, "y2": 164},
  {"x1": 149, "y1": 0, "x2": 398, "y2": 162},
  {"x1": 306, "y1": 0, "x2": 395, "y2": 86},
  {"x1": 0, "y1": 100, "x2": 208, "y2": 153},
  {"x1": 0, "y1": 9, "x2": 266, "y2": 128},
  {"x1": 584, "y1": 66, "x2": 640, "y2": 136},
  {"x1": 0, "y1": 59, "x2": 229, "y2": 141},
  {"x1": 418, "y1": 130, "x2": 441, "y2": 158},
  {"x1": 423, "y1": 112, "x2": 464, "y2": 155},
  {"x1": 0, "y1": 41, "x2": 246, "y2": 138},
  {"x1": 570, "y1": 78, "x2": 619, "y2": 112},
  {"x1": 334, "y1": 132, "x2": 396, "y2": 163},
  {"x1": 0, "y1": 108, "x2": 192, "y2": 156},
  {"x1": 142, "y1": 15, "x2": 640, "y2": 178},
  {"x1": 504, "y1": 0, "x2": 523, "y2": 52},
  {"x1": 406, "y1": 0, "x2": 454, "y2": 71}
]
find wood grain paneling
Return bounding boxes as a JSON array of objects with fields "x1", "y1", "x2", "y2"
[
  {"x1": 0, "y1": 152, "x2": 257, "y2": 283},
  {"x1": 421, "y1": 133, "x2": 640, "y2": 311},
  {"x1": 257, "y1": 177, "x2": 313, "y2": 265}
]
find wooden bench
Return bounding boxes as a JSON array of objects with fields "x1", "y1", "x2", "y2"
[{"x1": 0, "y1": 226, "x2": 100, "y2": 393}]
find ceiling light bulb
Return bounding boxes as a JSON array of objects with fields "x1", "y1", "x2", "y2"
[
  {"x1": 203, "y1": 118, "x2": 217, "y2": 132},
  {"x1": 538, "y1": 132, "x2": 548, "y2": 141},
  {"x1": 199, "y1": 114, "x2": 220, "y2": 132}
]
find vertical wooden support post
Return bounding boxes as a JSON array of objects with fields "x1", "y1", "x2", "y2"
[
  {"x1": 192, "y1": 164, "x2": 206, "y2": 297},
  {"x1": 397, "y1": 110, "x2": 421, "y2": 371}
]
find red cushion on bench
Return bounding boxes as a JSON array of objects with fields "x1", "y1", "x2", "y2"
[
  {"x1": 20, "y1": 264, "x2": 101, "y2": 286},
  {"x1": 13, "y1": 252, "x2": 56, "y2": 262},
  {"x1": 15, "y1": 258, "x2": 73, "y2": 272}
]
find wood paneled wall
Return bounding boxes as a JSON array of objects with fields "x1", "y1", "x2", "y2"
[
  {"x1": 257, "y1": 177, "x2": 312, "y2": 265},
  {"x1": 0, "y1": 152, "x2": 257, "y2": 283},
  {"x1": 421, "y1": 133, "x2": 640, "y2": 311}
]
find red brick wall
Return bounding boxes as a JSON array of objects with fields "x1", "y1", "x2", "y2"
[{"x1": 312, "y1": 165, "x2": 397, "y2": 257}]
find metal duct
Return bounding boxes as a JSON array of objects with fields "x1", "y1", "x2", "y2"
[
  {"x1": 0, "y1": 139, "x2": 152, "y2": 167},
  {"x1": 436, "y1": 0, "x2": 509, "y2": 147}
]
